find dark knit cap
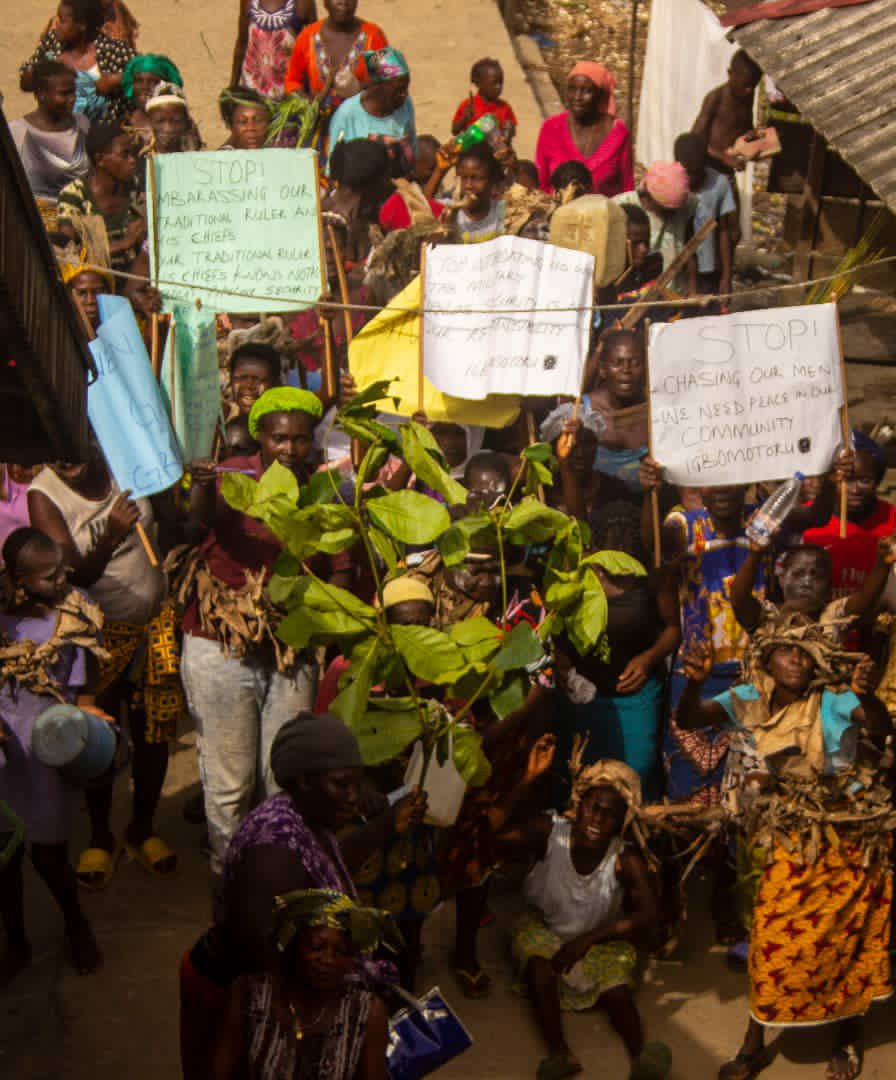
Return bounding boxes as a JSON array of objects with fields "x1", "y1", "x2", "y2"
[{"x1": 270, "y1": 711, "x2": 363, "y2": 788}]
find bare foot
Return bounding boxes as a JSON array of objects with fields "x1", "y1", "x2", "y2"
[
  {"x1": 0, "y1": 941, "x2": 32, "y2": 986},
  {"x1": 826, "y1": 1045, "x2": 862, "y2": 1080},
  {"x1": 66, "y1": 918, "x2": 103, "y2": 975}
]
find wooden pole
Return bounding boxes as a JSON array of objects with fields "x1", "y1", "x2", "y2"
[
  {"x1": 70, "y1": 293, "x2": 158, "y2": 568},
  {"x1": 326, "y1": 222, "x2": 354, "y2": 350},
  {"x1": 418, "y1": 243, "x2": 428, "y2": 414},
  {"x1": 146, "y1": 153, "x2": 163, "y2": 380},
  {"x1": 319, "y1": 314, "x2": 337, "y2": 405},
  {"x1": 150, "y1": 313, "x2": 162, "y2": 378},
  {"x1": 644, "y1": 319, "x2": 661, "y2": 568},
  {"x1": 627, "y1": 0, "x2": 640, "y2": 134},
  {"x1": 835, "y1": 307, "x2": 850, "y2": 539},
  {"x1": 168, "y1": 317, "x2": 177, "y2": 431}
]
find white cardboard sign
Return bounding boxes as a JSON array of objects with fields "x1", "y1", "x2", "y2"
[
  {"x1": 648, "y1": 304, "x2": 844, "y2": 486},
  {"x1": 422, "y1": 236, "x2": 594, "y2": 399}
]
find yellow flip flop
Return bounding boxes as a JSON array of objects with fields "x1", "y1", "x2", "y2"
[
  {"x1": 76, "y1": 844, "x2": 122, "y2": 891},
  {"x1": 126, "y1": 836, "x2": 178, "y2": 877}
]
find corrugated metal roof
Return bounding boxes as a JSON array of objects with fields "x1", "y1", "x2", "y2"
[{"x1": 730, "y1": 0, "x2": 896, "y2": 213}]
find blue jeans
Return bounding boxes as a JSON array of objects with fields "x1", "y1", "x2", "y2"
[{"x1": 181, "y1": 634, "x2": 316, "y2": 871}]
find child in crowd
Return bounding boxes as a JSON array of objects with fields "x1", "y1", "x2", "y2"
[
  {"x1": 673, "y1": 131, "x2": 735, "y2": 301},
  {"x1": 452, "y1": 57, "x2": 518, "y2": 142},
  {"x1": 497, "y1": 737, "x2": 671, "y2": 1080},
  {"x1": 515, "y1": 159, "x2": 539, "y2": 191},
  {"x1": 0, "y1": 527, "x2": 109, "y2": 980},
  {"x1": 9, "y1": 60, "x2": 88, "y2": 213},
  {"x1": 455, "y1": 142, "x2": 506, "y2": 244},
  {"x1": 599, "y1": 203, "x2": 663, "y2": 310},
  {"x1": 692, "y1": 50, "x2": 762, "y2": 177},
  {"x1": 144, "y1": 81, "x2": 203, "y2": 153},
  {"x1": 378, "y1": 134, "x2": 445, "y2": 231},
  {"x1": 549, "y1": 160, "x2": 593, "y2": 201},
  {"x1": 228, "y1": 342, "x2": 282, "y2": 418}
]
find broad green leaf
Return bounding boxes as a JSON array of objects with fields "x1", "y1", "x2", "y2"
[
  {"x1": 452, "y1": 726, "x2": 492, "y2": 787},
  {"x1": 436, "y1": 732, "x2": 450, "y2": 768},
  {"x1": 358, "y1": 442, "x2": 390, "y2": 486},
  {"x1": 438, "y1": 510, "x2": 496, "y2": 566},
  {"x1": 493, "y1": 621, "x2": 545, "y2": 672},
  {"x1": 348, "y1": 701, "x2": 425, "y2": 765},
  {"x1": 315, "y1": 527, "x2": 358, "y2": 554},
  {"x1": 299, "y1": 468, "x2": 341, "y2": 507},
  {"x1": 583, "y1": 549, "x2": 647, "y2": 577},
  {"x1": 268, "y1": 572, "x2": 300, "y2": 607},
  {"x1": 438, "y1": 524, "x2": 470, "y2": 567},
  {"x1": 339, "y1": 378, "x2": 395, "y2": 416},
  {"x1": 369, "y1": 527, "x2": 399, "y2": 572},
  {"x1": 367, "y1": 490, "x2": 450, "y2": 545},
  {"x1": 544, "y1": 579, "x2": 584, "y2": 613},
  {"x1": 277, "y1": 577, "x2": 376, "y2": 647},
  {"x1": 220, "y1": 472, "x2": 257, "y2": 513},
  {"x1": 448, "y1": 617, "x2": 502, "y2": 664},
  {"x1": 488, "y1": 672, "x2": 529, "y2": 719},
  {"x1": 502, "y1": 496, "x2": 569, "y2": 543},
  {"x1": 400, "y1": 424, "x2": 468, "y2": 506},
  {"x1": 256, "y1": 461, "x2": 300, "y2": 505},
  {"x1": 331, "y1": 640, "x2": 381, "y2": 728},
  {"x1": 280, "y1": 513, "x2": 325, "y2": 561},
  {"x1": 537, "y1": 610, "x2": 562, "y2": 642},
  {"x1": 527, "y1": 459, "x2": 554, "y2": 486},
  {"x1": 566, "y1": 567, "x2": 609, "y2": 656},
  {"x1": 271, "y1": 551, "x2": 300, "y2": 578},
  {"x1": 391, "y1": 624, "x2": 466, "y2": 683},
  {"x1": 302, "y1": 577, "x2": 376, "y2": 619},
  {"x1": 521, "y1": 442, "x2": 555, "y2": 465}
]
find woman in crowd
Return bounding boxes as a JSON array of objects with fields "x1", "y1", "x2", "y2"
[
  {"x1": 180, "y1": 711, "x2": 424, "y2": 1078},
  {"x1": 535, "y1": 62, "x2": 633, "y2": 197},
  {"x1": 230, "y1": 0, "x2": 317, "y2": 100},
  {"x1": 0, "y1": 528, "x2": 109, "y2": 980},
  {"x1": 121, "y1": 53, "x2": 183, "y2": 131},
  {"x1": 0, "y1": 466, "x2": 42, "y2": 558},
  {"x1": 20, "y1": 0, "x2": 136, "y2": 121},
  {"x1": 180, "y1": 389, "x2": 347, "y2": 873},
  {"x1": 212, "y1": 889, "x2": 394, "y2": 1079},
  {"x1": 284, "y1": 0, "x2": 387, "y2": 118},
  {"x1": 678, "y1": 620, "x2": 892, "y2": 1080},
  {"x1": 497, "y1": 738, "x2": 670, "y2": 1080},
  {"x1": 9, "y1": 60, "x2": 88, "y2": 220},
  {"x1": 28, "y1": 443, "x2": 174, "y2": 886},
  {"x1": 144, "y1": 82, "x2": 203, "y2": 153},
  {"x1": 218, "y1": 86, "x2": 272, "y2": 149},
  {"x1": 57, "y1": 120, "x2": 145, "y2": 275},
  {"x1": 327, "y1": 47, "x2": 415, "y2": 177},
  {"x1": 60, "y1": 250, "x2": 115, "y2": 332}
]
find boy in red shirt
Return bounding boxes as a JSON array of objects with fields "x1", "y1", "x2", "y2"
[{"x1": 451, "y1": 57, "x2": 517, "y2": 142}]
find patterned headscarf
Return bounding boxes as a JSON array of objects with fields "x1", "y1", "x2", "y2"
[
  {"x1": 248, "y1": 387, "x2": 323, "y2": 439},
  {"x1": 363, "y1": 47, "x2": 410, "y2": 84},
  {"x1": 145, "y1": 81, "x2": 190, "y2": 113},
  {"x1": 747, "y1": 612, "x2": 862, "y2": 694},
  {"x1": 273, "y1": 889, "x2": 403, "y2": 955},
  {"x1": 121, "y1": 54, "x2": 183, "y2": 101},
  {"x1": 567, "y1": 736, "x2": 643, "y2": 829},
  {"x1": 568, "y1": 61, "x2": 617, "y2": 117},
  {"x1": 642, "y1": 162, "x2": 690, "y2": 209}
]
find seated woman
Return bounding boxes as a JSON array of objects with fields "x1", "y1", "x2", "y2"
[
  {"x1": 212, "y1": 888, "x2": 394, "y2": 1079},
  {"x1": 20, "y1": 0, "x2": 136, "y2": 121},
  {"x1": 9, "y1": 60, "x2": 88, "y2": 221},
  {"x1": 327, "y1": 47, "x2": 415, "y2": 178},
  {"x1": 497, "y1": 738, "x2": 670, "y2": 1080},
  {"x1": 218, "y1": 86, "x2": 272, "y2": 149},
  {"x1": 679, "y1": 619, "x2": 892, "y2": 1080}
]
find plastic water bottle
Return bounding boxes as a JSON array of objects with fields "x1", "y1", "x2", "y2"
[
  {"x1": 456, "y1": 114, "x2": 499, "y2": 151},
  {"x1": 745, "y1": 472, "x2": 804, "y2": 547}
]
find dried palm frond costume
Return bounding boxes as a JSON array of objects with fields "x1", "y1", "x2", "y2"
[
  {"x1": 704, "y1": 617, "x2": 893, "y2": 1028},
  {"x1": 512, "y1": 746, "x2": 646, "y2": 1011}
]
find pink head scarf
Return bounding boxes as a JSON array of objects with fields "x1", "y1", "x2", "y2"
[
  {"x1": 568, "y1": 62, "x2": 617, "y2": 117},
  {"x1": 642, "y1": 161, "x2": 690, "y2": 209}
]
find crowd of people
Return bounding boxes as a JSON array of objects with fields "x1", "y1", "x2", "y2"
[{"x1": 2, "y1": 2, "x2": 895, "y2": 1079}]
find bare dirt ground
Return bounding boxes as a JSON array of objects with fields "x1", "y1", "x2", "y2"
[{"x1": 2, "y1": 2, "x2": 896, "y2": 1077}]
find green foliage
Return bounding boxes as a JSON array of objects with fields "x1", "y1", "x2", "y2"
[
  {"x1": 400, "y1": 423, "x2": 468, "y2": 506},
  {"x1": 583, "y1": 549, "x2": 647, "y2": 577},
  {"x1": 391, "y1": 624, "x2": 467, "y2": 684},
  {"x1": 452, "y1": 726, "x2": 492, "y2": 786},
  {"x1": 348, "y1": 698, "x2": 425, "y2": 765},
  {"x1": 367, "y1": 490, "x2": 450, "y2": 545}
]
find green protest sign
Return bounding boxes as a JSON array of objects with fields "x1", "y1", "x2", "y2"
[
  {"x1": 159, "y1": 301, "x2": 222, "y2": 462},
  {"x1": 147, "y1": 148, "x2": 324, "y2": 313}
]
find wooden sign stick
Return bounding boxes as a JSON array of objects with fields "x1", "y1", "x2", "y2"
[
  {"x1": 835, "y1": 307, "x2": 850, "y2": 540},
  {"x1": 418, "y1": 243, "x2": 428, "y2": 414},
  {"x1": 146, "y1": 153, "x2": 163, "y2": 379},
  {"x1": 70, "y1": 293, "x2": 159, "y2": 568}
]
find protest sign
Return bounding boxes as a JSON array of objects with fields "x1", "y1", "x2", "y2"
[
  {"x1": 89, "y1": 295, "x2": 183, "y2": 498},
  {"x1": 159, "y1": 301, "x2": 222, "y2": 462},
  {"x1": 648, "y1": 304, "x2": 844, "y2": 487},
  {"x1": 422, "y1": 236, "x2": 594, "y2": 400},
  {"x1": 147, "y1": 148, "x2": 324, "y2": 313},
  {"x1": 349, "y1": 276, "x2": 521, "y2": 428}
]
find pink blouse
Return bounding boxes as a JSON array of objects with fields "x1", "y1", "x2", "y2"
[{"x1": 535, "y1": 113, "x2": 634, "y2": 197}]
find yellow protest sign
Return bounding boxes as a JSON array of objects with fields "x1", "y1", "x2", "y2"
[{"x1": 348, "y1": 276, "x2": 520, "y2": 429}]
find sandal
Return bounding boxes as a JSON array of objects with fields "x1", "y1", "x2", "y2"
[
  {"x1": 126, "y1": 836, "x2": 177, "y2": 877},
  {"x1": 718, "y1": 1049, "x2": 769, "y2": 1080},
  {"x1": 826, "y1": 1045, "x2": 862, "y2": 1080},
  {"x1": 536, "y1": 1055, "x2": 583, "y2": 1080},
  {"x1": 631, "y1": 1041, "x2": 672, "y2": 1080},
  {"x1": 453, "y1": 966, "x2": 491, "y2": 999},
  {"x1": 75, "y1": 844, "x2": 122, "y2": 890}
]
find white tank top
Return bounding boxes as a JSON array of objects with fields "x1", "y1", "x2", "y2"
[
  {"x1": 524, "y1": 813, "x2": 624, "y2": 941},
  {"x1": 29, "y1": 468, "x2": 165, "y2": 625}
]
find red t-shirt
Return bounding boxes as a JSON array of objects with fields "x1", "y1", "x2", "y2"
[
  {"x1": 378, "y1": 190, "x2": 444, "y2": 231},
  {"x1": 802, "y1": 498, "x2": 896, "y2": 598},
  {"x1": 452, "y1": 93, "x2": 517, "y2": 136}
]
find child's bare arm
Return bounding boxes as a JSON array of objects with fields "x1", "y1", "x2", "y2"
[{"x1": 692, "y1": 86, "x2": 722, "y2": 137}]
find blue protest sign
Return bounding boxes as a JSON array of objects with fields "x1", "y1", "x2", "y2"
[{"x1": 88, "y1": 295, "x2": 184, "y2": 498}]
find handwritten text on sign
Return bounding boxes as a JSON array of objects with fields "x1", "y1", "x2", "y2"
[
  {"x1": 423, "y1": 236, "x2": 594, "y2": 399},
  {"x1": 147, "y1": 149, "x2": 323, "y2": 313},
  {"x1": 648, "y1": 304, "x2": 843, "y2": 486}
]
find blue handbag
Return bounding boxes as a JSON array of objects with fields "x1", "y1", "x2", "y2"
[{"x1": 386, "y1": 986, "x2": 473, "y2": 1080}]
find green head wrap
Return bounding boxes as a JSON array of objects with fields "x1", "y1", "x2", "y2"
[
  {"x1": 273, "y1": 889, "x2": 404, "y2": 956},
  {"x1": 122, "y1": 55, "x2": 183, "y2": 101},
  {"x1": 248, "y1": 387, "x2": 323, "y2": 439}
]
